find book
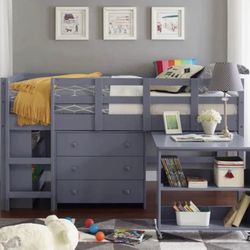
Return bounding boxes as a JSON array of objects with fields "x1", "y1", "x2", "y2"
[
  {"x1": 224, "y1": 205, "x2": 238, "y2": 227},
  {"x1": 173, "y1": 156, "x2": 187, "y2": 187},
  {"x1": 173, "y1": 201, "x2": 200, "y2": 212},
  {"x1": 171, "y1": 134, "x2": 232, "y2": 142},
  {"x1": 187, "y1": 177, "x2": 208, "y2": 188},
  {"x1": 189, "y1": 201, "x2": 201, "y2": 212},
  {"x1": 161, "y1": 159, "x2": 175, "y2": 187},
  {"x1": 232, "y1": 192, "x2": 250, "y2": 227},
  {"x1": 166, "y1": 157, "x2": 182, "y2": 187}
]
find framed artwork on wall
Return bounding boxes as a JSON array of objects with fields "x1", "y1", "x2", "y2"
[
  {"x1": 103, "y1": 7, "x2": 137, "y2": 40},
  {"x1": 151, "y1": 7, "x2": 185, "y2": 40},
  {"x1": 55, "y1": 7, "x2": 89, "y2": 40},
  {"x1": 163, "y1": 111, "x2": 182, "y2": 134}
]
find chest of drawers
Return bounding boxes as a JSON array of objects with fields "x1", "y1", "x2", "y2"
[{"x1": 56, "y1": 131, "x2": 145, "y2": 205}]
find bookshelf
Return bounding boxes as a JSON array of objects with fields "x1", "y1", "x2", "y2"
[{"x1": 152, "y1": 132, "x2": 250, "y2": 238}]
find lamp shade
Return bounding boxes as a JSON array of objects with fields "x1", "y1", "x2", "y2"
[{"x1": 208, "y1": 62, "x2": 243, "y2": 92}]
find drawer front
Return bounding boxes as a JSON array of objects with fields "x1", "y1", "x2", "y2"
[
  {"x1": 57, "y1": 157, "x2": 144, "y2": 180},
  {"x1": 57, "y1": 180, "x2": 144, "y2": 203},
  {"x1": 56, "y1": 132, "x2": 143, "y2": 156}
]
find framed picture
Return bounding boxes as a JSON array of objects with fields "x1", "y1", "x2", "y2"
[
  {"x1": 55, "y1": 7, "x2": 89, "y2": 40},
  {"x1": 103, "y1": 7, "x2": 137, "y2": 40},
  {"x1": 151, "y1": 7, "x2": 185, "y2": 40},
  {"x1": 163, "y1": 111, "x2": 182, "y2": 134}
]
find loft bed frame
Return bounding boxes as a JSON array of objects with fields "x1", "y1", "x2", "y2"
[{"x1": 0, "y1": 74, "x2": 244, "y2": 211}]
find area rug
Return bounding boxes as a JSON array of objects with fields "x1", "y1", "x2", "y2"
[{"x1": 0, "y1": 218, "x2": 249, "y2": 250}]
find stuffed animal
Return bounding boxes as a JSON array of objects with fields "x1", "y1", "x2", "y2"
[{"x1": 0, "y1": 215, "x2": 78, "y2": 250}]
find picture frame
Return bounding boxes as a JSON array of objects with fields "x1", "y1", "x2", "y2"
[
  {"x1": 163, "y1": 111, "x2": 182, "y2": 134},
  {"x1": 55, "y1": 7, "x2": 89, "y2": 40},
  {"x1": 103, "y1": 7, "x2": 137, "y2": 40},
  {"x1": 151, "y1": 7, "x2": 185, "y2": 40}
]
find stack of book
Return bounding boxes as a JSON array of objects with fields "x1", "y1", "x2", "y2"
[
  {"x1": 105, "y1": 228, "x2": 152, "y2": 246},
  {"x1": 224, "y1": 192, "x2": 250, "y2": 227},
  {"x1": 161, "y1": 156, "x2": 187, "y2": 187},
  {"x1": 173, "y1": 200, "x2": 200, "y2": 212},
  {"x1": 187, "y1": 177, "x2": 208, "y2": 188}
]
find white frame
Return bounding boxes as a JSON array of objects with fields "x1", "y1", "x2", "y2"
[
  {"x1": 163, "y1": 111, "x2": 182, "y2": 134},
  {"x1": 151, "y1": 7, "x2": 185, "y2": 40},
  {"x1": 55, "y1": 7, "x2": 89, "y2": 40},
  {"x1": 103, "y1": 7, "x2": 137, "y2": 40}
]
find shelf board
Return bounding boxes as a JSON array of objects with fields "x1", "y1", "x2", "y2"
[
  {"x1": 160, "y1": 184, "x2": 250, "y2": 192},
  {"x1": 159, "y1": 220, "x2": 250, "y2": 231}
]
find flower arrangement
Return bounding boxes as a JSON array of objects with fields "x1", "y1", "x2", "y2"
[{"x1": 197, "y1": 109, "x2": 222, "y2": 124}]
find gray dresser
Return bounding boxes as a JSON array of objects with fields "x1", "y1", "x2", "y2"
[{"x1": 56, "y1": 131, "x2": 145, "y2": 204}]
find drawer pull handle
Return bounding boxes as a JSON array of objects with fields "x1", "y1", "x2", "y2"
[
  {"x1": 124, "y1": 141, "x2": 131, "y2": 149},
  {"x1": 122, "y1": 189, "x2": 131, "y2": 195},
  {"x1": 71, "y1": 189, "x2": 79, "y2": 196},
  {"x1": 123, "y1": 165, "x2": 132, "y2": 172},
  {"x1": 71, "y1": 141, "x2": 78, "y2": 148},
  {"x1": 71, "y1": 166, "x2": 78, "y2": 172}
]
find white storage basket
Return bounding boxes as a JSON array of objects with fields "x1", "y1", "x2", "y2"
[
  {"x1": 176, "y1": 210, "x2": 211, "y2": 226},
  {"x1": 214, "y1": 165, "x2": 244, "y2": 187}
]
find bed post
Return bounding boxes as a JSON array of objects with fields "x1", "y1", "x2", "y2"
[
  {"x1": 238, "y1": 79, "x2": 244, "y2": 137},
  {"x1": 0, "y1": 78, "x2": 3, "y2": 210},
  {"x1": 143, "y1": 78, "x2": 151, "y2": 132},
  {"x1": 51, "y1": 78, "x2": 56, "y2": 210},
  {"x1": 190, "y1": 78, "x2": 199, "y2": 131},
  {"x1": 95, "y1": 78, "x2": 103, "y2": 131}
]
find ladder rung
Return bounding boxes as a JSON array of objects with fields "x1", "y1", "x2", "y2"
[
  {"x1": 8, "y1": 191, "x2": 52, "y2": 199},
  {"x1": 8, "y1": 158, "x2": 52, "y2": 165}
]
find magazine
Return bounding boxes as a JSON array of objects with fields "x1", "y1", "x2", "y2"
[
  {"x1": 105, "y1": 228, "x2": 152, "y2": 245},
  {"x1": 171, "y1": 134, "x2": 232, "y2": 142}
]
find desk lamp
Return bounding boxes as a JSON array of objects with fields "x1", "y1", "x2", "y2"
[{"x1": 208, "y1": 62, "x2": 243, "y2": 137}]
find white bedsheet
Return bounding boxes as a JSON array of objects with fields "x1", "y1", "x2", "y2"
[{"x1": 109, "y1": 85, "x2": 237, "y2": 115}]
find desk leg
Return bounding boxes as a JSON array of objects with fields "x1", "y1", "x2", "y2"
[
  {"x1": 154, "y1": 218, "x2": 163, "y2": 240},
  {"x1": 156, "y1": 150, "x2": 162, "y2": 239}
]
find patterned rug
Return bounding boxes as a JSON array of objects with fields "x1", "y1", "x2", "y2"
[{"x1": 0, "y1": 218, "x2": 250, "y2": 249}]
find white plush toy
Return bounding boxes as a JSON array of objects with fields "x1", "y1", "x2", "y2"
[{"x1": 0, "y1": 215, "x2": 79, "y2": 250}]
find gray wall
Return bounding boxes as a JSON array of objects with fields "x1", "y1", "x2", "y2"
[{"x1": 13, "y1": 0, "x2": 227, "y2": 76}]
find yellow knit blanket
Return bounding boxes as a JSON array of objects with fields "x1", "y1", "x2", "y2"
[{"x1": 10, "y1": 72, "x2": 102, "y2": 126}]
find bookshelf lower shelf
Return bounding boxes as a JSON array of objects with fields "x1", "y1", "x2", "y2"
[
  {"x1": 160, "y1": 184, "x2": 250, "y2": 192},
  {"x1": 159, "y1": 220, "x2": 250, "y2": 231}
]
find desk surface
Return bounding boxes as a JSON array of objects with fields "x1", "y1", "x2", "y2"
[{"x1": 151, "y1": 132, "x2": 250, "y2": 151}]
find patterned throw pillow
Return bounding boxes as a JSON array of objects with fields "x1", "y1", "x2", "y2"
[
  {"x1": 153, "y1": 59, "x2": 197, "y2": 76},
  {"x1": 150, "y1": 58, "x2": 201, "y2": 93}
]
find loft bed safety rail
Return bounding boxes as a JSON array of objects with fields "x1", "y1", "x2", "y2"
[
  {"x1": 3, "y1": 76, "x2": 243, "y2": 133},
  {"x1": 53, "y1": 78, "x2": 196, "y2": 132}
]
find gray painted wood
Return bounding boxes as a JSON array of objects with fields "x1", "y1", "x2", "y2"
[
  {"x1": 152, "y1": 133, "x2": 250, "y2": 151},
  {"x1": 56, "y1": 132, "x2": 144, "y2": 156},
  {"x1": 1, "y1": 75, "x2": 245, "y2": 210},
  {"x1": 57, "y1": 180, "x2": 144, "y2": 203},
  {"x1": 57, "y1": 157, "x2": 144, "y2": 180},
  {"x1": 51, "y1": 79, "x2": 56, "y2": 210},
  {"x1": 152, "y1": 133, "x2": 250, "y2": 231},
  {"x1": 95, "y1": 78, "x2": 103, "y2": 131}
]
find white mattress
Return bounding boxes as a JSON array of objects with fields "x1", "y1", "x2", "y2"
[{"x1": 109, "y1": 85, "x2": 238, "y2": 115}]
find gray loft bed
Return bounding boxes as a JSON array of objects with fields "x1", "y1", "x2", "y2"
[{"x1": 0, "y1": 74, "x2": 244, "y2": 211}]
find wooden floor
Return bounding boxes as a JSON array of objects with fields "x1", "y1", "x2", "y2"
[{"x1": 0, "y1": 182, "x2": 237, "y2": 219}]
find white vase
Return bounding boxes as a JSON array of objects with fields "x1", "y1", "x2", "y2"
[{"x1": 201, "y1": 121, "x2": 217, "y2": 135}]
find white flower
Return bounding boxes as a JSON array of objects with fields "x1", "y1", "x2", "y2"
[{"x1": 197, "y1": 109, "x2": 222, "y2": 124}]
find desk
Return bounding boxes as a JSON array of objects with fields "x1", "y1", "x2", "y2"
[{"x1": 152, "y1": 132, "x2": 250, "y2": 239}]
